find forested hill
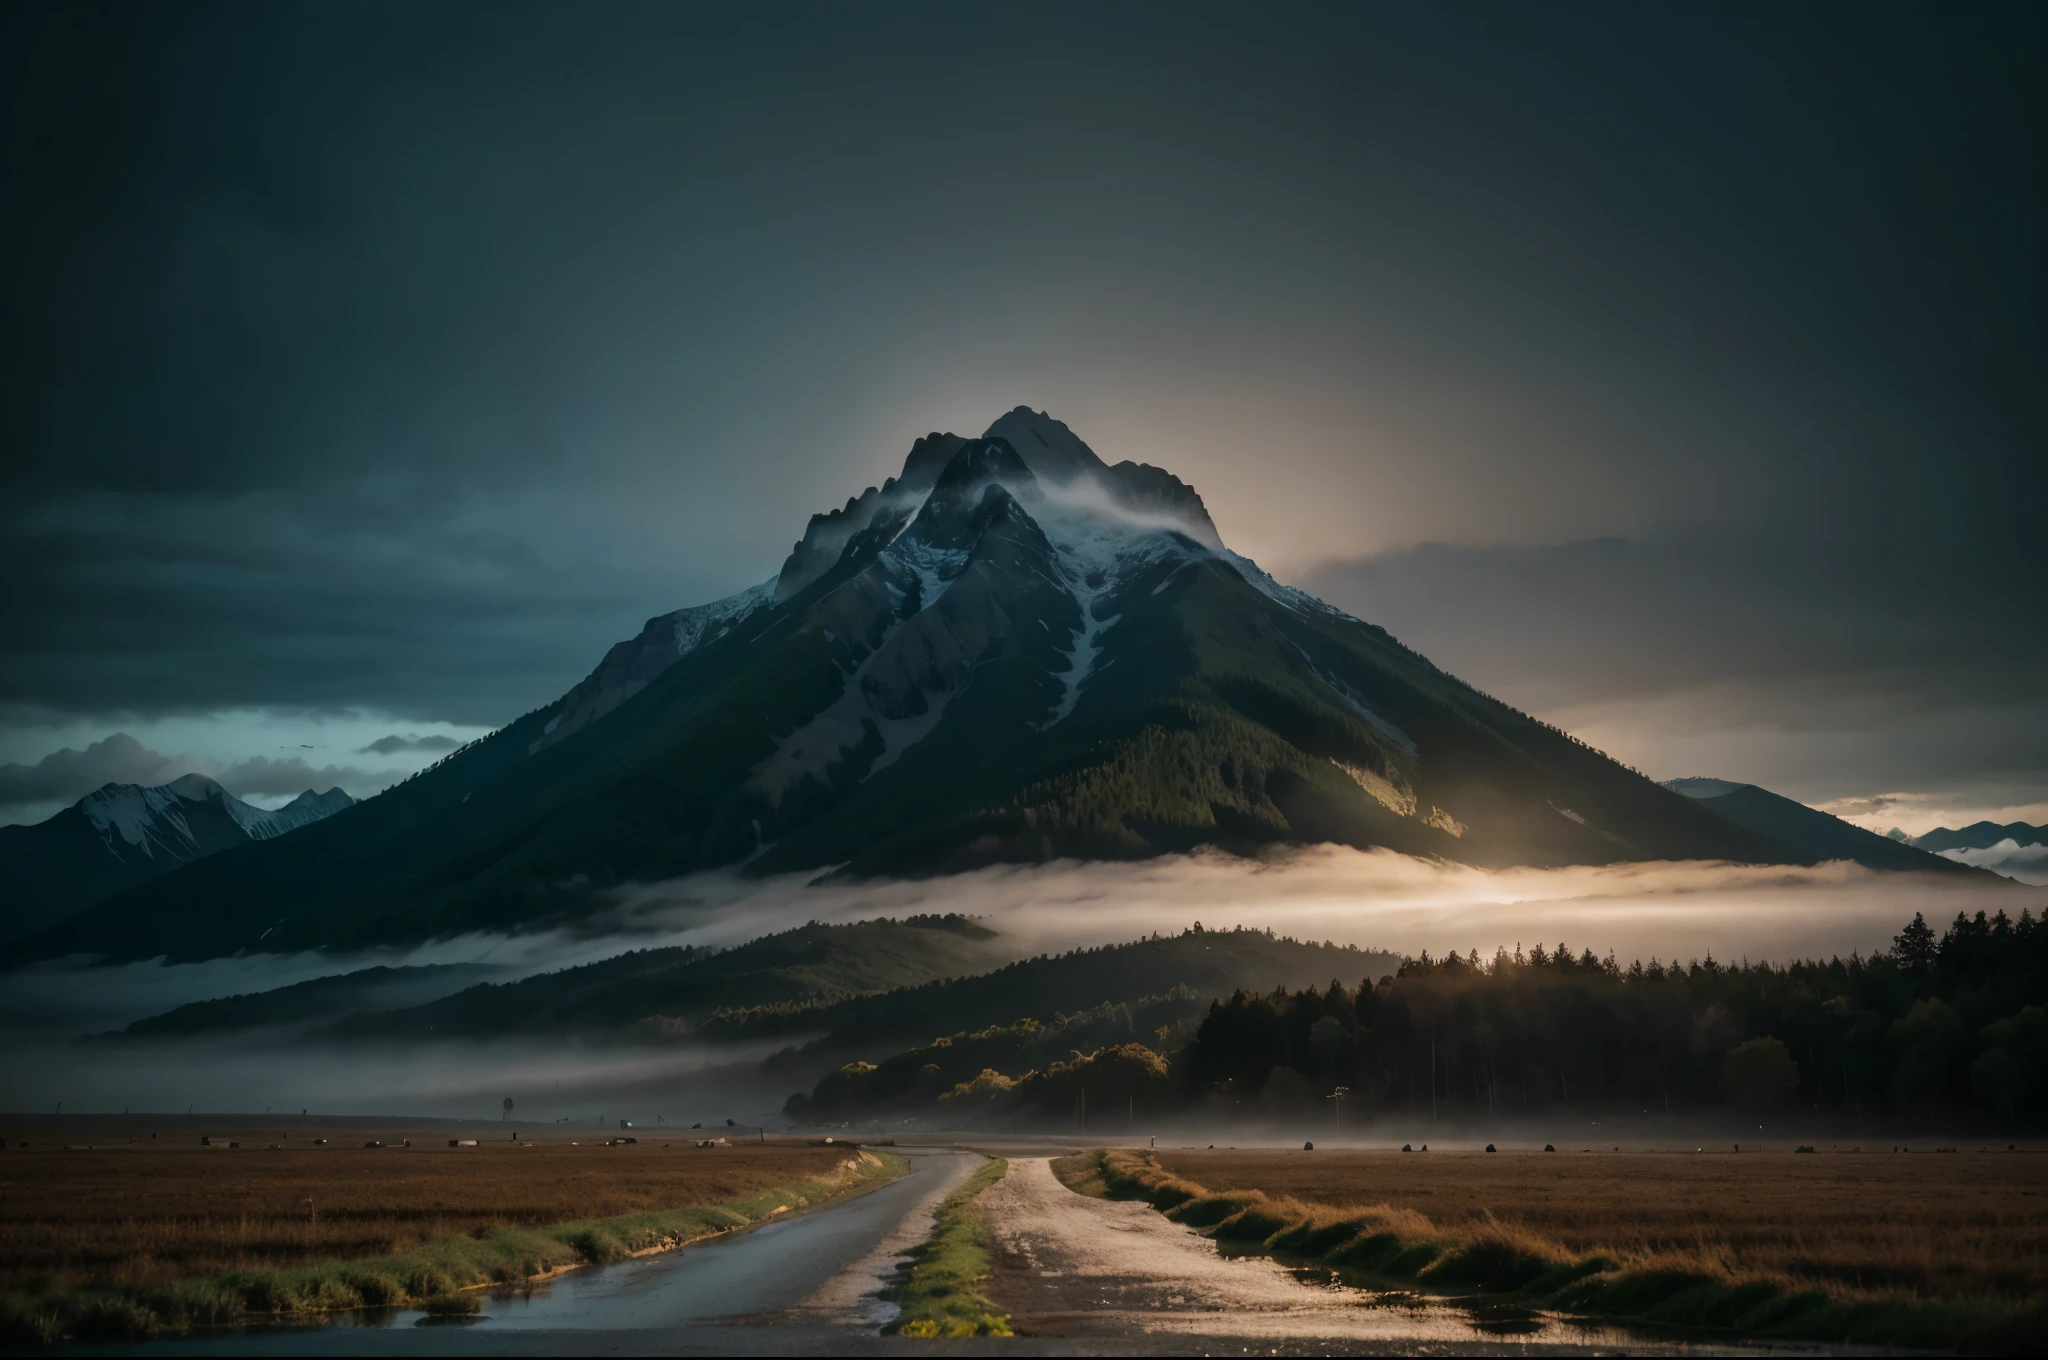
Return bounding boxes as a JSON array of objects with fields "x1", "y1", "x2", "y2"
[
  {"x1": 785, "y1": 908, "x2": 2048, "y2": 1131},
  {"x1": 707, "y1": 926, "x2": 1400, "y2": 1054}
]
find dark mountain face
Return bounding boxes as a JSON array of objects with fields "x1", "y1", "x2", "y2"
[
  {"x1": 0, "y1": 776, "x2": 355, "y2": 944},
  {"x1": 1660, "y1": 779, "x2": 1981, "y2": 877},
  {"x1": 10, "y1": 408, "x2": 1803, "y2": 966}
]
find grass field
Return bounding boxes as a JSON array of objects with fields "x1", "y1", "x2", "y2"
[
  {"x1": 1063, "y1": 1146, "x2": 2048, "y2": 1350},
  {"x1": 1147, "y1": 1147, "x2": 2048, "y2": 1305},
  {"x1": 0, "y1": 1123, "x2": 892, "y2": 1341}
]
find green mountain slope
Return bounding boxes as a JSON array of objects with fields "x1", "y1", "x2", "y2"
[{"x1": 9, "y1": 409, "x2": 1805, "y2": 966}]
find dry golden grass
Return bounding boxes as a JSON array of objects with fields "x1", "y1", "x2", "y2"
[
  {"x1": 1146, "y1": 1147, "x2": 2048, "y2": 1304},
  {"x1": 0, "y1": 1125, "x2": 851, "y2": 1295}
]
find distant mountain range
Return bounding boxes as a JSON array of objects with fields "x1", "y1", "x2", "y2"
[
  {"x1": 5, "y1": 409, "x2": 1949, "y2": 967},
  {"x1": 1660, "y1": 777, "x2": 1977, "y2": 876},
  {"x1": 1909, "y1": 821, "x2": 2047, "y2": 854},
  {"x1": 0, "y1": 776, "x2": 353, "y2": 945},
  {"x1": 1900, "y1": 821, "x2": 2048, "y2": 887}
]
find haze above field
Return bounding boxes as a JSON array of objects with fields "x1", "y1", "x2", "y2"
[
  {"x1": 3, "y1": 847, "x2": 2020, "y2": 1118},
  {"x1": 3, "y1": 3, "x2": 2042, "y2": 836}
]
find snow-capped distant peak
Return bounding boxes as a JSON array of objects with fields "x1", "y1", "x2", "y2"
[
  {"x1": 236, "y1": 787, "x2": 357, "y2": 839},
  {"x1": 80, "y1": 782, "x2": 197, "y2": 856}
]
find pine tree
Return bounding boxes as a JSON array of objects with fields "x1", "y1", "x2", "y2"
[{"x1": 1893, "y1": 912, "x2": 1938, "y2": 972}]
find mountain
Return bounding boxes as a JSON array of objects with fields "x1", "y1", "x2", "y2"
[
  {"x1": 1660, "y1": 777, "x2": 1977, "y2": 875},
  {"x1": 0, "y1": 775, "x2": 355, "y2": 944},
  {"x1": 102, "y1": 962, "x2": 500, "y2": 1039},
  {"x1": 1912, "y1": 821, "x2": 2047, "y2": 854},
  {"x1": 255, "y1": 786, "x2": 358, "y2": 835},
  {"x1": 321, "y1": 916, "x2": 1009, "y2": 1040},
  {"x1": 8, "y1": 408, "x2": 1805, "y2": 966}
]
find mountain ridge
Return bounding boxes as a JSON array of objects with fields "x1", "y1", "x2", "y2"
[
  {"x1": 1660, "y1": 777, "x2": 1980, "y2": 877},
  {"x1": 1912, "y1": 821, "x2": 2047, "y2": 854},
  {"x1": 0, "y1": 777, "x2": 355, "y2": 944}
]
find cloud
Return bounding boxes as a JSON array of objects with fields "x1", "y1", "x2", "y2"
[
  {"x1": 4, "y1": 847, "x2": 2034, "y2": 1113},
  {"x1": 357, "y1": 733, "x2": 461, "y2": 756},
  {"x1": 0, "y1": 732, "x2": 381, "y2": 819},
  {"x1": 0, "y1": 733, "x2": 193, "y2": 808},
  {"x1": 1938, "y1": 841, "x2": 2048, "y2": 888},
  {"x1": 1821, "y1": 794, "x2": 1907, "y2": 818},
  {"x1": 213, "y1": 755, "x2": 380, "y2": 799},
  {"x1": 594, "y1": 847, "x2": 2035, "y2": 983},
  {"x1": 1300, "y1": 533, "x2": 2048, "y2": 814}
]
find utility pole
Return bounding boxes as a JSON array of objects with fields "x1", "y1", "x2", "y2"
[{"x1": 1327, "y1": 1086, "x2": 1349, "y2": 1134}]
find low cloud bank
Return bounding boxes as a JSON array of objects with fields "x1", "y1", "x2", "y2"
[
  {"x1": 0, "y1": 1033, "x2": 790, "y2": 1124},
  {"x1": 609, "y1": 845, "x2": 2034, "y2": 974},
  {"x1": 357, "y1": 733, "x2": 462, "y2": 755},
  {"x1": 4, "y1": 846, "x2": 2036, "y2": 1114},
  {"x1": 1939, "y1": 839, "x2": 2048, "y2": 887}
]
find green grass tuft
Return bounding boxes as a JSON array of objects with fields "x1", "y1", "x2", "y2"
[{"x1": 887, "y1": 1157, "x2": 1013, "y2": 1339}]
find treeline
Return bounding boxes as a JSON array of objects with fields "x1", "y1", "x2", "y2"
[
  {"x1": 787, "y1": 911, "x2": 2048, "y2": 1128},
  {"x1": 1189, "y1": 909, "x2": 2047, "y2": 1126},
  {"x1": 732, "y1": 929, "x2": 1396, "y2": 1063}
]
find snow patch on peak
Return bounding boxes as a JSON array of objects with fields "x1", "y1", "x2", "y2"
[
  {"x1": 533, "y1": 576, "x2": 776, "y2": 754},
  {"x1": 1040, "y1": 595, "x2": 1118, "y2": 730},
  {"x1": 1222, "y1": 549, "x2": 1350, "y2": 620},
  {"x1": 885, "y1": 535, "x2": 970, "y2": 614},
  {"x1": 672, "y1": 578, "x2": 776, "y2": 654},
  {"x1": 80, "y1": 783, "x2": 198, "y2": 858},
  {"x1": 239, "y1": 787, "x2": 357, "y2": 839}
]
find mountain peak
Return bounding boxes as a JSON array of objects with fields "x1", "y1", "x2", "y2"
[
  {"x1": 164, "y1": 772, "x2": 225, "y2": 799},
  {"x1": 981, "y1": 407, "x2": 1107, "y2": 482}
]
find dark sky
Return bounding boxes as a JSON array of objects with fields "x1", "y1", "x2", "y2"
[{"x1": 4, "y1": 1, "x2": 2043, "y2": 830}]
